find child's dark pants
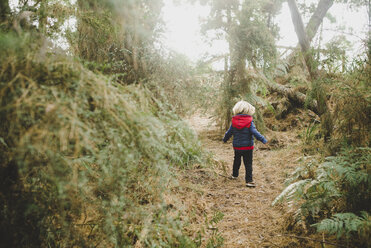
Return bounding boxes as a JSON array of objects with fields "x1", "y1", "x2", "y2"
[{"x1": 232, "y1": 150, "x2": 253, "y2": 183}]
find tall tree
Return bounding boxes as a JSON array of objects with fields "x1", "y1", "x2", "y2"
[
  {"x1": 287, "y1": 0, "x2": 317, "y2": 78},
  {"x1": 304, "y1": 0, "x2": 334, "y2": 45},
  {"x1": 0, "y1": 0, "x2": 10, "y2": 23},
  {"x1": 202, "y1": 0, "x2": 279, "y2": 128},
  {"x1": 286, "y1": 0, "x2": 334, "y2": 75}
]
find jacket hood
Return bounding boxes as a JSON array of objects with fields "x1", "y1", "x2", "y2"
[{"x1": 232, "y1": 115, "x2": 252, "y2": 129}]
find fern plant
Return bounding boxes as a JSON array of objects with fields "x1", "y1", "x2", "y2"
[
  {"x1": 273, "y1": 147, "x2": 370, "y2": 246},
  {"x1": 205, "y1": 211, "x2": 225, "y2": 248}
]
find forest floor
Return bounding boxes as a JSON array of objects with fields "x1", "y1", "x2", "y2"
[{"x1": 175, "y1": 111, "x2": 327, "y2": 248}]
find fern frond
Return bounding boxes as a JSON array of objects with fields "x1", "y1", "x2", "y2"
[
  {"x1": 285, "y1": 159, "x2": 318, "y2": 185},
  {"x1": 272, "y1": 179, "x2": 310, "y2": 206},
  {"x1": 313, "y1": 212, "x2": 371, "y2": 240}
]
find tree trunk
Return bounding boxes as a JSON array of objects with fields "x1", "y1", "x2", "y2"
[
  {"x1": 286, "y1": 0, "x2": 334, "y2": 72},
  {"x1": 287, "y1": 0, "x2": 310, "y2": 52},
  {"x1": 0, "y1": 0, "x2": 10, "y2": 23},
  {"x1": 305, "y1": 0, "x2": 334, "y2": 43},
  {"x1": 287, "y1": 0, "x2": 313, "y2": 76},
  {"x1": 287, "y1": 0, "x2": 317, "y2": 79}
]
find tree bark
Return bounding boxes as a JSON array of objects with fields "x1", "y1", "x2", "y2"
[
  {"x1": 287, "y1": 0, "x2": 317, "y2": 79},
  {"x1": 0, "y1": 0, "x2": 10, "y2": 23},
  {"x1": 305, "y1": 0, "x2": 334, "y2": 43},
  {"x1": 287, "y1": 0, "x2": 310, "y2": 51},
  {"x1": 285, "y1": 0, "x2": 334, "y2": 73}
]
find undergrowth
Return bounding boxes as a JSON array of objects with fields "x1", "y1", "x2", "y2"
[
  {"x1": 273, "y1": 147, "x2": 371, "y2": 247},
  {"x1": 304, "y1": 68, "x2": 370, "y2": 153},
  {"x1": 272, "y1": 52, "x2": 370, "y2": 247},
  {"x1": 0, "y1": 31, "x2": 207, "y2": 247}
]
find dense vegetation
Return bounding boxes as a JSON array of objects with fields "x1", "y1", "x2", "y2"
[
  {"x1": 272, "y1": 63, "x2": 371, "y2": 247},
  {"x1": 0, "y1": 32, "x2": 209, "y2": 246},
  {"x1": 0, "y1": 0, "x2": 370, "y2": 247},
  {"x1": 0, "y1": 0, "x2": 210, "y2": 247}
]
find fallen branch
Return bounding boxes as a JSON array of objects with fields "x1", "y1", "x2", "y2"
[{"x1": 256, "y1": 70, "x2": 319, "y2": 115}]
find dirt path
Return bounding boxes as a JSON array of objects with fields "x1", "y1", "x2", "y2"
[{"x1": 184, "y1": 113, "x2": 304, "y2": 247}]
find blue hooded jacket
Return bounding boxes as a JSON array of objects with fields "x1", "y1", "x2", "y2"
[{"x1": 223, "y1": 114, "x2": 267, "y2": 150}]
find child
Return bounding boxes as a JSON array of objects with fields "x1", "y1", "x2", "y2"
[{"x1": 223, "y1": 100, "x2": 267, "y2": 187}]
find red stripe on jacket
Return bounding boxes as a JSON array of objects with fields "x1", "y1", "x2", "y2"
[{"x1": 234, "y1": 146, "x2": 254, "y2": 150}]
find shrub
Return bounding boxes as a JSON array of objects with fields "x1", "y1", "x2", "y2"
[{"x1": 0, "y1": 31, "x2": 204, "y2": 247}]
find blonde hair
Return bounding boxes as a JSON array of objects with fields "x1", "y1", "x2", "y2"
[{"x1": 232, "y1": 100, "x2": 255, "y2": 115}]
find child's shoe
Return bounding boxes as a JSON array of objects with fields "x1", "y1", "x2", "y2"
[
  {"x1": 246, "y1": 181, "x2": 256, "y2": 187},
  {"x1": 230, "y1": 175, "x2": 237, "y2": 180}
]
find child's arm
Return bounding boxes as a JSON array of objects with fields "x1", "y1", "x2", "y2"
[
  {"x1": 223, "y1": 124, "x2": 233, "y2": 143},
  {"x1": 250, "y1": 121, "x2": 267, "y2": 144}
]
